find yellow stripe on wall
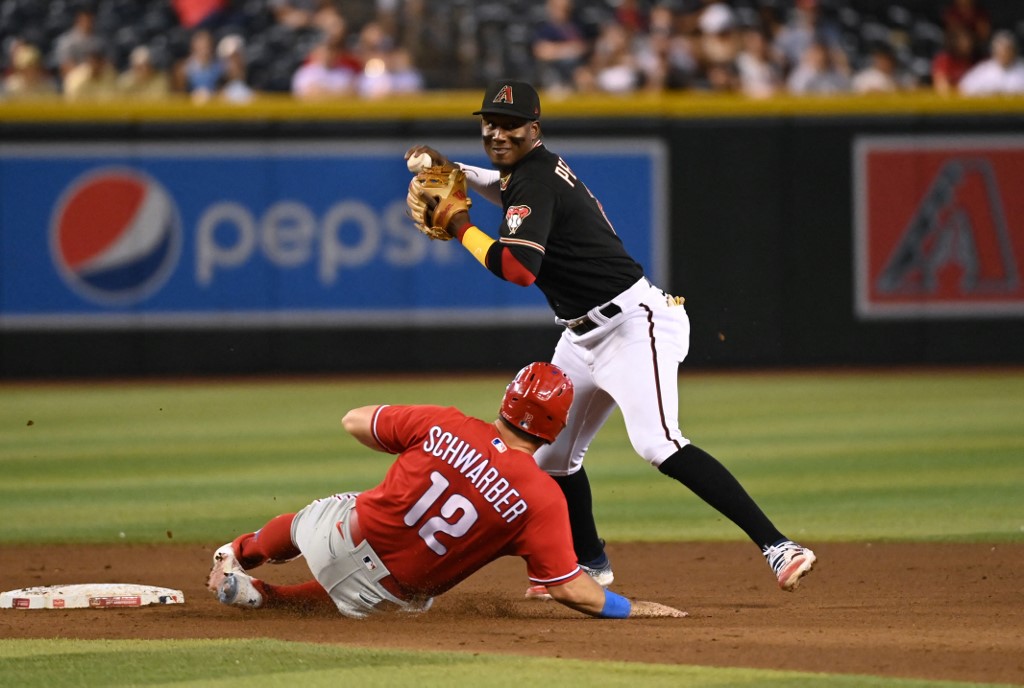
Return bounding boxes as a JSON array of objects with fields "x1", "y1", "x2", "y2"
[{"x1": 1, "y1": 91, "x2": 1023, "y2": 123}]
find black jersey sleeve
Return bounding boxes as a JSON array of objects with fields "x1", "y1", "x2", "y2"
[{"x1": 495, "y1": 174, "x2": 558, "y2": 278}]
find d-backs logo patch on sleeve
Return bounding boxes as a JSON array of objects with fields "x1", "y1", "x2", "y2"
[{"x1": 505, "y1": 205, "x2": 532, "y2": 234}]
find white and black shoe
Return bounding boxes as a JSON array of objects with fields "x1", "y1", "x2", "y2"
[{"x1": 763, "y1": 539, "x2": 817, "y2": 591}]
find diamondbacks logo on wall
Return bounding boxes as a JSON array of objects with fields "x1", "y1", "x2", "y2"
[
  {"x1": 505, "y1": 205, "x2": 531, "y2": 234},
  {"x1": 50, "y1": 168, "x2": 182, "y2": 306},
  {"x1": 854, "y1": 137, "x2": 1024, "y2": 318}
]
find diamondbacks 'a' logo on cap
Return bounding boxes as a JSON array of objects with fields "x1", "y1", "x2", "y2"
[{"x1": 493, "y1": 84, "x2": 514, "y2": 105}]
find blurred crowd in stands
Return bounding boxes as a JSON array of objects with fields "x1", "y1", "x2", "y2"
[{"x1": 2, "y1": 0, "x2": 1024, "y2": 104}]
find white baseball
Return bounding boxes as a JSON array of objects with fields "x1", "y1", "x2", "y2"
[{"x1": 407, "y1": 152, "x2": 432, "y2": 172}]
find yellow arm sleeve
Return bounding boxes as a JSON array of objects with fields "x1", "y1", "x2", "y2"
[{"x1": 459, "y1": 225, "x2": 495, "y2": 267}]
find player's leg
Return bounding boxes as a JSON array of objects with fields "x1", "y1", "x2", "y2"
[
  {"x1": 597, "y1": 317, "x2": 788, "y2": 548},
  {"x1": 553, "y1": 469, "x2": 606, "y2": 566},
  {"x1": 603, "y1": 293, "x2": 815, "y2": 590},
  {"x1": 209, "y1": 512, "x2": 331, "y2": 609},
  {"x1": 232, "y1": 513, "x2": 302, "y2": 569},
  {"x1": 659, "y1": 443, "x2": 815, "y2": 590},
  {"x1": 208, "y1": 512, "x2": 300, "y2": 591},
  {"x1": 216, "y1": 571, "x2": 335, "y2": 611},
  {"x1": 291, "y1": 492, "x2": 427, "y2": 617},
  {"x1": 534, "y1": 336, "x2": 618, "y2": 574},
  {"x1": 597, "y1": 305, "x2": 774, "y2": 535},
  {"x1": 246, "y1": 579, "x2": 335, "y2": 612}
]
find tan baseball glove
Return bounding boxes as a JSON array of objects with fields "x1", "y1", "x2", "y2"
[{"x1": 406, "y1": 165, "x2": 472, "y2": 241}]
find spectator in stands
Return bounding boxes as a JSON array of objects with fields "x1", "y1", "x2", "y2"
[
  {"x1": 291, "y1": 34, "x2": 357, "y2": 100},
  {"x1": 62, "y1": 41, "x2": 118, "y2": 101},
  {"x1": 217, "y1": 35, "x2": 255, "y2": 104},
  {"x1": 931, "y1": 24, "x2": 979, "y2": 96},
  {"x1": 2, "y1": 43, "x2": 59, "y2": 100},
  {"x1": 614, "y1": 0, "x2": 648, "y2": 36},
  {"x1": 736, "y1": 26, "x2": 783, "y2": 98},
  {"x1": 703, "y1": 60, "x2": 741, "y2": 93},
  {"x1": 172, "y1": 0, "x2": 233, "y2": 31},
  {"x1": 634, "y1": 4, "x2": 698, "y2": 91},
  {"x1": 116, "y1": 45, "x2": 171, "y2": 100},
  {"x1": 53, "y1": 5, "x2": 103, "y2": 78},
  {"x1": 576, "y1": 21, "x2": 641, "y2": 94},
  {"x1": 270, "y1": 0, "x2": 340, "y2": 32},
  {"x1": 698, "y1": 2, "x2": 740, "y2": 70},
  {"x1": 353, "y1": 21, "x2": 392, "y2": 65},
  {"x1": 787, "y1": 40, "x2": 850, "y2": 94},
  {"x1": 958, "y1": 30, "x2": 1024, "y2": 96},
  {"x1": 941, "y1": 0, "x2": 991, "y2": 48},
  {"x1": 773, "y1": 0, "x2": 845, "y2": 76},
  {"x1": 386, "y1": 48, "x2": 425, "y2": 94},
  {"x1": 358, "y1": 47, "x2": 424, "y2": 98},
  {"x1": 755, "y1": 2, "x2": 785, "y2": 43},
  {"x1": 354, "y1": 21, "x2": 422, "y2": 98},
  {"x1": 176, "y1": 29, "x2": 226, "y2": 102},
  {"x1": 373, "y1": 0, "x2": 403, "y2": 40},
  {"x1": 852, "y1": 43, "x2": 917, "y2": 94},
  {"x1": 532, "y1": 0, "x2": 590, "y2": 92}
]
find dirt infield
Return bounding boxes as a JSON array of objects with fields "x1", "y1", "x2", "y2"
[{"x1": 1, "y1": 542, "x2": 1021, "y2": 685}]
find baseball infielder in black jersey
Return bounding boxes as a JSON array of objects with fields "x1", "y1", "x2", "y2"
[{"x1": 406, "y1": 80, "x2": 816, "y2": 594}]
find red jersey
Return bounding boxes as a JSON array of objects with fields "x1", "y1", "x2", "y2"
[
  {"x1": 355, "y1": 404, "x2": 582, "y2": 596},
  {"x1": 932, "y1": 51, "x2": 976, "y2": 87},
  {"x1": 172, "y1": 0, "x2": 227, "y2": 28}
]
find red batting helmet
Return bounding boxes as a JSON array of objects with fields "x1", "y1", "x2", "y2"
[{"x1": 500, "y1": 362, "x2": 574, "y2": 443}]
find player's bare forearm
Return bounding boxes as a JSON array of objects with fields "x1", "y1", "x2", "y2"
[
  {"x1": 545, "y1": 574, "x2": 607, "y2": 615},
  {"x1": 341, "y1": 405, "x2": 388, "y2": 452},
  {"x1": 449, "y1": 210, "x2": 471, "y2": 234},
  {"x1": 458, "y1": 164, "x2": 502, "y2": 205},
  {"x1": 546, "y1": 575, "x2": 687, "y2": 618}
]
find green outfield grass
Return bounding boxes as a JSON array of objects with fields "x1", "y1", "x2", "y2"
[
  {"x1": 0, "y1": 638, "x2": 1013, "y2": 688},
  {"x1": 1, "y1": 369, "x2": 1021, "y2": 545},
  {"x1": 1, "y1": 369, "x2": 1021, "y2": 688}
]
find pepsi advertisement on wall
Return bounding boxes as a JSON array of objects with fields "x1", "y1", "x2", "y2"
[{"x1": 0, "y1": 141, "x2": 667, "y2": 330}]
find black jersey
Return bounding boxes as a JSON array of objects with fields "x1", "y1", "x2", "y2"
[{"x1": 495, "y1": 145, "x2": 645, "y2": 320}]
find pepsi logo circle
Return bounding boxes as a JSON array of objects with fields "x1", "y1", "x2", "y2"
[{"x1": 50, "y1": 168, "x2": 182, "y2": 306}]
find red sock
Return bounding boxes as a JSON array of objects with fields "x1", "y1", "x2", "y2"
[
  {"x1": 234, "y1": 513, "x2": 301, "y2": 569},
  {"x1": 259, "y1": 579, "x2": 335, "y2": 612}
]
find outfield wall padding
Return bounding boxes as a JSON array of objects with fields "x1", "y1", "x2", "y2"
[{"x1": 2, "y1": 97, "x2": 1022, "y2": 376}]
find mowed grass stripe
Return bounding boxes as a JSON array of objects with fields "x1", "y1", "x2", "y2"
[
  {"x1": 0, "y1": 639, "x2": 1007, "y2": 688},
  {"x1": 1, "y1": 370, "x2": 1021, "y2": 544}
]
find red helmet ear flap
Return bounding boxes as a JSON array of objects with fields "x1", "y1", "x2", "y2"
[{"x1": 500, "y1": 362, "x2": 574, "y2": 443}]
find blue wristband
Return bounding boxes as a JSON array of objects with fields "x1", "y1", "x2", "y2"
[{"x1": 599, "y1": 589, "x2": 632, "y2": 618}]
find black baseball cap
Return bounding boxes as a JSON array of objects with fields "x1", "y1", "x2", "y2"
[{"x1": 473, "y1": 80, "x2": 541, "y2": 121}]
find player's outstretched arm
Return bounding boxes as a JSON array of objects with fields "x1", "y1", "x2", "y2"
[
  {"x1": 443, "y1": 212, "x2": 535, "y2": 287},
  {"x1": 457, "y1": 164, "x2": 501, "y2": 205},
  {"x1": 404, "y1": 145, "x2": 501, "y2": 205},
  {"x1": 546, "y1": 573, "x2": 687, "y2": 618},
  {"x1": 341, "y1": 405, "x2": 388, "y2": 452},
  {"x1": 403, "y1": 159, "x2": 535, "y2": 286}
]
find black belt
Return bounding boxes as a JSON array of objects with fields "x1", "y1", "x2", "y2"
[{"x1": 566, "y1": 303, "x2": 621, "y2": 335}]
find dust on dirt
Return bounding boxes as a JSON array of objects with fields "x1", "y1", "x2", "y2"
[{"x1": 1, "y1": 541, "x2": 1020, "y2": 685}]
